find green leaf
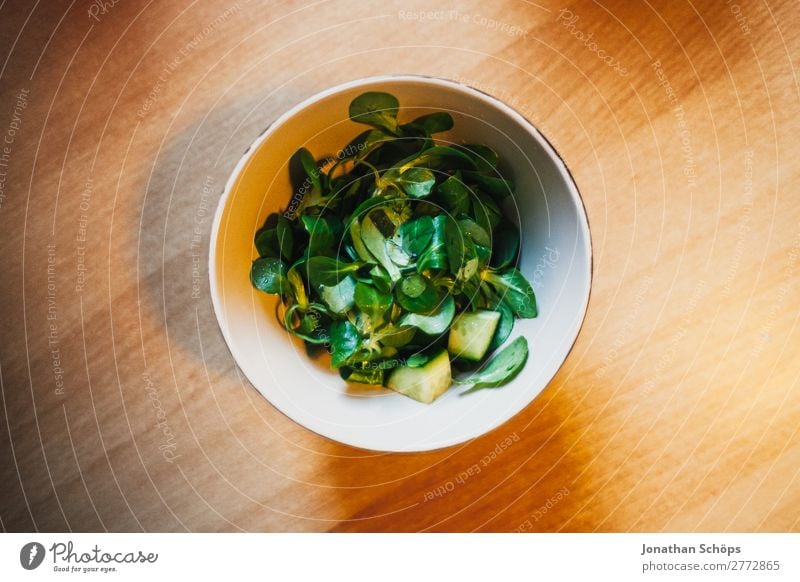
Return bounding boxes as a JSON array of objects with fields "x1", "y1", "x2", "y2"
[
  {"x1": 399, "y1": 145, "x2": 477, "y2": 172},
  {"x1": 462, "y1": 258, "x2": 481, "y2": 286},
  {"x1": 397, "y1": 167, "x2": 436, "y2": 198},
  {"x1": 396, "y1": 216, "x2": 434, "y2": 257},
  {"x1": 369, "y1": 265, "x2": 392, "y2": 295},
  {"x1": 475, "y1": 243, "x2": 492, "y2": 266},
  {"x1": 375, "y1": 323, "x2": 415, "y2": 348},
  {"x1": 282, "y1": 303, "x2": 331, "y2": 344},
  {"x1": 396, "y1": 274, "x2": 441, "y2": 314},
  {"x1": 360, "y1": 129, "x2": 392, "y2": 152},
  {"x1": 464, "y1": 171, "x2": 514, "y2": 199},
  {"x1": 400, "y1": 273, "x2": 426, "y2": 298},
  {"x1": 329, "y1": 320, "x2": 360, "y2": 368},
  {"x1": 411, "y1": 112, "x2": 454, "y2": 134},
  {"x1": 298, "y1": 148, "x2": 322, "y2": 193},
  {"x1": 360, "y1": 214, "x2": 402, "y2": 282},
  {"x1": 275, "y1": 216, "x2": 294, "y2": 260},
  {"x1": 484, "y1": 268, "x2": 537, "y2": 318},
  {"x1": 349, "y1": 92, "x2": 400, "y2": 135},
  {"x1": 346, "y1": 197, "x2": 389, "y2": 228},
  {"x1": 488, "y1": 302, "x2": 514, "y2": 351},
  {"x1": 341, "y1": 129, "x2": 391, "y2": 162},
  {"x1": 302, "y1": 214, "x2": 342, "y2": 256},
  {"x1": 255, "y1": 213, "x2": 286, "y2": 258},
  {"x1": 340, "y1": 365, "x2": 384, "y2": 385},
  {"x1": 444, "y1": 217, "x2": 464, "y2": 276},
  {"x1": 255, "y1": 229, "x2": 278, "y2": 258},
  {"x1": 305, "y1": 256, "x2": 362, "y2": 287},
  {"x1": 354, "y1": 281, "x2": 393, "y2": 322},
  {"x1": 436, "y1": 172, "x2": 471, "y2": 215},
  {"x1": 490, "y1": 224, "x2": 520, "y2": 269},
  {"x1": 286, "y1": 264, "x2": 308, "y2": 306},
  {"x1": 445, "y1": 217, "x2": 478, "y2": 281},
  {"x1": 458, "y1": 144, "x2": 499, "y2": 173},
  {"x1": 349, "y1": 217, "x2": 377, "y2": 264},
  {"x1": 472, "y1": 192, "x2": 502, "y2": 233},
  {"x1": 458, "y1": 218, "x2": 491, "y2": 247},
  {"x1": 399, "y1": 295, "x2": 455, "y2": 335},
  {"x1": 319, "y1": 275, "x2": 356, "y2": 314},
  {"x1": 294, "y1": 312, "x2": 320, "y2": 338},
  {"x1": 405, "y1": 352, "x2": 431, "y2": 367},
  {"x1": 456, "y1": 336, "x2": 529, "y2": 393},
  {"x1": 385, "y1": 239, "x2": 412, "y2": 267},
  {"x1": 250, "y1": 257, "x2": 289, "y2": 295},
  {"x1": 417, "y1": 214, "x2": 448, "y2": 271}
]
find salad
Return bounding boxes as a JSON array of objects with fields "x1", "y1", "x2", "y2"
[{"x1": 250, "y1": 91, "x2": 537, "y2": 403}]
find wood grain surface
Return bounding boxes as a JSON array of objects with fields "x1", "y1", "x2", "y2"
[{"x1": 1, "y1": 0, "x2": 799, "y2": 532}]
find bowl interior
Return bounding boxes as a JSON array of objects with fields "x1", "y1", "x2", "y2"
[{"x1": 210, "y1": 76, "x2": 591, "y2": 452}]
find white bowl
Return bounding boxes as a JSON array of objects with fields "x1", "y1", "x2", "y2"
[{"x1": 209, "y1": 75, "x2": 591, "y2": 452}]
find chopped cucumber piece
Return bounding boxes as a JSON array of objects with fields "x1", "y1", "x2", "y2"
[
  {"x1": 448, "y1": 310, "x2": 501, "y2": 361},
  {"x1": 386, "y1": 350, "x2": 451, "y2": 404}
]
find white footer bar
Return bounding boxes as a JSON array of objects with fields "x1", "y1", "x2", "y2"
[{"x1": 1, "y1": 533, "x2": 797, "y2": 581}]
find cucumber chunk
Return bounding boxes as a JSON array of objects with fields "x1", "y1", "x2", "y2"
[
  {"x1": 386, "y1": 350, "x2": 452, "y2": 403},
  {"x1": 447, "y1": 310, "x2": 501, "y2": 361}
]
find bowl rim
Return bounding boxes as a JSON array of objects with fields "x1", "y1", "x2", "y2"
[{"x1": 208, "y1": 74, "x2": 593, "y2": 452}]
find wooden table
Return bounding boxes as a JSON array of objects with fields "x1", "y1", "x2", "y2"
[{"x1": 1, "y1": 0, "x2": 798, "y2": 532}]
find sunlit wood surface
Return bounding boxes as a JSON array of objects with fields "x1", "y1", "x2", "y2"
[{"x1": 1, "y1": 0, "x2": 799, "y2": 532}]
